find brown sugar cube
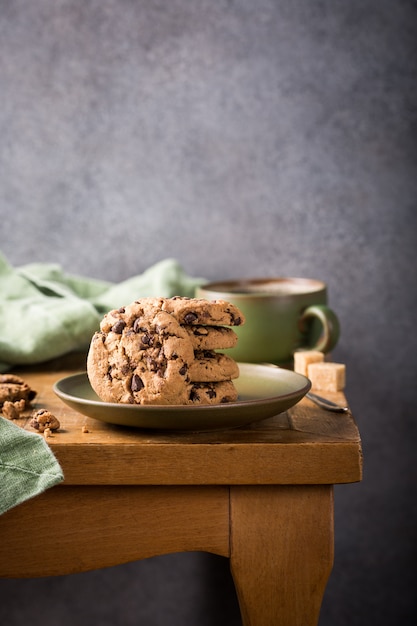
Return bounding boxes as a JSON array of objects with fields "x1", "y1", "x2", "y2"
[
  {"x1": 307, "y1": 362, "x2": 346, "y2": 391},
  {"x1": 293, "y1": 350, "x2": 324, "y2": 377}
]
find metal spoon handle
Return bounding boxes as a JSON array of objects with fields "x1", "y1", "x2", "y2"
[{"x1": 306, "y1": 392, "x2": 349, "y2": 413}]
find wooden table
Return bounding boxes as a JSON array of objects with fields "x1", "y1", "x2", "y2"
[{"x1": 0, "y1": 354, "x2": 362, "y2": 626}]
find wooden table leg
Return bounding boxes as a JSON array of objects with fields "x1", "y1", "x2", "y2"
[{"x1": 229, "y1": 485, "x2": 334, "y2": 626}]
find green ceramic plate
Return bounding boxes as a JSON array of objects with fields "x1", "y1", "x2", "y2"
[{"x1": 53, "y1": 363, "x2": 311, "y2": 431}]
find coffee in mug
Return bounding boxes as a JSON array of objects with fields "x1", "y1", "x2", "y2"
[{"x1": 196, "y1": 278, "x2": 340, "y2": 366}]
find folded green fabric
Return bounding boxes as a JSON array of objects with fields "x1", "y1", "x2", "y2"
[
  {"x1": 0, "y1": 416, "x2": 64, "y2": 515},
  {"x1": 0, "y1": 252, "x2": 205, "y2": 371}
]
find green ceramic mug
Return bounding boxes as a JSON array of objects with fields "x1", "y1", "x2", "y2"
[{"x1": 196, "y1": 277, "x2": 340, "y2": 366}]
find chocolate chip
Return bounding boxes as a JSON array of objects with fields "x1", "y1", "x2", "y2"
[
  {"x1": 141, "y1": 333, "x2": 153, "y2": 346},
  {"x1": 147, "y1": 359, "x2": 158, "y2": 372},
  {"x1": 179, "y1": 364, "x2": 188, "y2": 375},
  {"x1": 117, "y1": 307, "x2": 125, "y2": 313},
  {"x1": 184, "y1": 312, "x2": 198, "y2": 324},
  {"x1": 189, "y1": 389, "x2": 200, "y2": 402},
  {"x1": 133, "y1": 319, "x2": 144, "y2": 333},
  {"x1": 131, "y1": 374, "x2": 144, "y2": 392},
  {"x1": 232, "y1": 315, "x2": 242, "y2": 326},
  {"x1": 111, "y1": 320, "x2": 126, "y2": 334},
  {"x1": 206, "y1": 387, "x2": 216, "y2": 399}
]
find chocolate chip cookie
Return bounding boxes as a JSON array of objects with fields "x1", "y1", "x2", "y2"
[
  {"x1": 87, "y1": 305, "x2": 196, "y2": 405},
  {"x1": 87, "y1": 297, "x2": 244, "y2": 406},
  {"x1": 187, "y1": 380, "x2": 238, "y2": 405},
  {"x1": 189, "y1": 350, "x2": 239, "y2": 382},
  {"x1": 161, "y1": 296, "x2": 245, "y2": 326},
  {"x1": 102, "y1": 297, "x2": 244, "y2": 328},
  {"x1": 0, "y1": 374, "x2": 37, "y2": 408},
  {"x1": 183, "y1": 325, "x2": 238, "y2": 351}
]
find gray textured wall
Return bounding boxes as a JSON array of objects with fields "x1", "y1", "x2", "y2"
[{"x1": 1, "y1": 1, "x2": 416, "y2": 625}]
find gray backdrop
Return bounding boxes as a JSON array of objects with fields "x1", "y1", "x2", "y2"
[{"x1": 1, "y1": 1, "x2": 416, "y2": 625}]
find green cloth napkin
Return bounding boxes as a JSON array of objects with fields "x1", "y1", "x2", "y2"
[
  {"x1": 0, "y1": 252, "x2": 205, "y2": 514},
  {"x1": 0, "y1": 416, "x2": 64, "y2": 515},
  {"x1": 0, "y1": 252, "x2": 205, "y2": 372}
]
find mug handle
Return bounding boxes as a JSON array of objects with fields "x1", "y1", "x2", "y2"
[{"x1": 298, "y1": 305, "x2": 340, "y2": 353}]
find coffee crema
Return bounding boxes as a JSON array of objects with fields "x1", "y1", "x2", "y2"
[{"x1": 206, "y1": 278, "x2": 323, "y2": 296}]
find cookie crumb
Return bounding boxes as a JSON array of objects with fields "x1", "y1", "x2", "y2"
[
  {"x1": 2, "y1": 399, "x2": 25, "y2": 420},
  {"x1": 43, "y1": 427, "x2": 52, "y2": 438},
  {"x1": 30, "y1": 409, "x2": 61, "y2": 433},
  {"x1": 81, "y1": 425, "x2": 89, "y2": 433}
]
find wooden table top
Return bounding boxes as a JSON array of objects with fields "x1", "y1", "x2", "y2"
[{"x1": 13, "y1": 353, "x2": 362, "y2": 487}]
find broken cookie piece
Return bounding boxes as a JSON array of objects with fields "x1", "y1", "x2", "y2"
[
  {"x1": 30, "y1": 409, "x2": 60, "y2": 433},
  {"x1": 0, "y1": 374, "x2": 37, "y2": 408},
  {"x1": 1, "y1": 399, "x2": 26, "y2": 420}
]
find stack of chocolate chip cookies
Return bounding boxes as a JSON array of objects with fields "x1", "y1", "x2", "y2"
[{"x1": 87, "y1": 296, "x2": 245, "y2": 405}]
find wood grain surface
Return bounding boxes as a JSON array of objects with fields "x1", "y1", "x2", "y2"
[{"x1": 11, "y1": 354, "x2": 362, "y2": 486}]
